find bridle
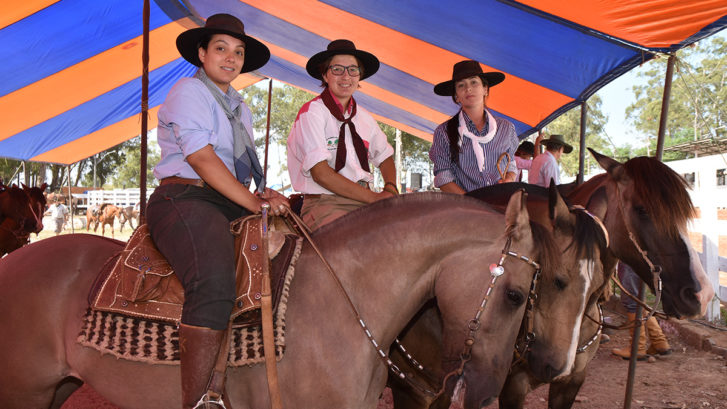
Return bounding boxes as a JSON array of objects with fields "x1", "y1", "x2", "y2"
[
  {"x1": 284, "y1": 209, "x2": 541, "y2": 401},
  {"x1": 612, "y1": 182, "x2": 664, "y2": 322}
]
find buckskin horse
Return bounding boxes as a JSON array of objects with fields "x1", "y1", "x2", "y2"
[
  {"x1": 389, "y1": 183, "x2": 612, "y2": 409},
  {"x1": 0, "y1": 183, "x2": 44, "y2": 256},
  {"x1": 0, "y1": 192, "x2": 554, "y2": 409},
  {"x1": 389, "y1": 150, "x2": 715, "y2": 409}
]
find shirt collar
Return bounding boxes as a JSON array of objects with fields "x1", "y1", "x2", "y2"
[
  {"x1": 325, "y1": 88, "x2": 353, "y2": 115},
  {"x1": 461, "y1": 110, "x2": 489, "y2": 136}
]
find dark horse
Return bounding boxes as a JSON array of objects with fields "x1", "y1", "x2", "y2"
[
  {"x1": 390, "y1": 150, "x2": 714, "y2": 409},
  {"x1": 0, "y1": 192, "x2": 552, "y2": 409},
  {"x1": 0, "y1": 183, "x2": 45, "y2": 256},
  {"x1": 389, "y1": 183, "x2": 612, "y2": 409}
]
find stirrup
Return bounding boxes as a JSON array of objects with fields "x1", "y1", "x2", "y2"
[{"x1": 192, "y1": 391, "x2": 226, "y2": 409}]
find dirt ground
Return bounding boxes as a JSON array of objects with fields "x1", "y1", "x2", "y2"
[{"x1": 61, "y1": 308, "x2": 727, "y2": 409}]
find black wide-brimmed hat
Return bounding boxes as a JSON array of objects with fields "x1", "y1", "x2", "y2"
[
  {"x1": 434, "y1": 60, "x2": 505, "y2": 96},
  {"x1": 542, "y1": 134, "x2": 573, "y2": 154},
  {"x1": 176, "y1": 13, "x2": 270, "y2": 73},
  {"x1": 306, "y1": 39, "x2": 380, "y2": 80}
]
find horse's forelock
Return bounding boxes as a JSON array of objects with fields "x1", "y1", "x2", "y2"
[
  {"x1": 566, "y1": 210, "x2": 608, "y2": 263},
  {"x1": 624, "y1": 157, "x2": 695, "y2": 237},
  {"x1": 529, "y1": 221, "x2": 560, "y2": 283}
]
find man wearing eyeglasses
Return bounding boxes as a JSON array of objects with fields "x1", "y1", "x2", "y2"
[{"x1": 287, "y1": 39, "x2": 397, "y2": 230}]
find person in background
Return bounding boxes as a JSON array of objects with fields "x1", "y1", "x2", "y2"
[
  {"x1": 611, "y1": 262, "x2": 672, "y2": 360},
  {"x1": 287, "y1": 39, "x2": 397, "y2": 230},
  {"x1": 46, "y1": 198, "x2": 69, "y2": 236},
  {"x1": 429, "y1": 60, "x2": 518, "y2": 193},
  {"x1": 146, "y1": 14, "x2": 288, "y2": 408},
  {"x1": 513, "y1": 133, "x2": 542, "y2": 182},
  {"x1": 528, "y1": 134, "x2": 572, "y2": 187}
]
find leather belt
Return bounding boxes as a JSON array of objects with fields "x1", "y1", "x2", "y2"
[
  {"x1": 160, "y1": 176, "x2": 205, "y2": 188},
  {"x1": 303, "y1": 181, "x2": 370, "y2": 199}
]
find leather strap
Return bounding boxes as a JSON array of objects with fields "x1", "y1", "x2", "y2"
[
  {"x1": 260, "y1": 204, "x2": 283, "y2": 409},
  {"x1": 160, "y1": 176, "x2": 205, "y2": 187}
]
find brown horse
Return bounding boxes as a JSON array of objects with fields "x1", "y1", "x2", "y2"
[
  {"x1": 0, "y1": 184, "x2": 44, "y2": 256},
  {"x1": 117, "y1": 205, "x2": 139, "y2": 232},
  {"x1": 389, "y1": 183, "x2": 612, "y2": 409},
  {"x1": 92, "y1": 203, "x2": 120, "y2": 238},
  {"x1": 0, "y1": 192, "x2": 550, "y2": 409},
  {"x1": 569, "y1": 149, "x2": 713, "y2": 319}
]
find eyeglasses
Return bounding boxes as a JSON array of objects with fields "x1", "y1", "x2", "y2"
[{"x1": 328, "y1": 64, "x2": 361, "y2": 77}]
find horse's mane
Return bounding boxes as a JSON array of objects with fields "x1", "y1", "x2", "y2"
[
  {"x1": 313, "y1": 192, "x2": 495, "y2": 235},
  {"x1": 624, "y1": 157, "x2": 695, "y2": 238}
]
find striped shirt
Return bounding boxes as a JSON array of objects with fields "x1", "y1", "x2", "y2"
[{"x1": 429, "y1": 110, "x2": 518, "y2": 192}]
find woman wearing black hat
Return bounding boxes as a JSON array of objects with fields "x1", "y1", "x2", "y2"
[
  {"x1": 146, "y1": 13, "x2": 288, "y2": 408},
  {"x1": 429, "y1": 60, "x2": 519, "y2": 193},
  {"x1": 287, "y1": 39, "x2": 397, "y2": 230}
]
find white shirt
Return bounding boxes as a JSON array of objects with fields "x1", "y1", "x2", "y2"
[
  {"x1": 50, "y1": 203, "x2": 68, "y2": 219},
  {"x1": 287, "y1": 93, "x2": 394, "y2": 194},
  {"x1": 528, "y1": 150, "x2": 560, "y2": 187}
]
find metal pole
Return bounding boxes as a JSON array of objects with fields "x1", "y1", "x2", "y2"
[
  {"x1": 395, "y1": 128, "x2": 402, "y2": 192},
  {"x1": 263, "y1": 78, "x2": 273, "y2": 184},
  {"x1": 138, "y1": 0, "x2": 150, "y2": 224},
  {"x1": 578, "y1": 101, "x2": 587, "y2": 184},
  {"x1": 67, "y1": 165, "x2": 74, "y2": 233},
  {"x1": 655, "y1": 54, "x2": 676, "y2": 160}
]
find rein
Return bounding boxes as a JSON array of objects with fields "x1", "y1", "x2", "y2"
[
  {"x1": 612, "y1": 182, "x2": 664, "y2": 322},
  {"x1": 285, "y1": 208, "x2": 540, "y2": 401},
  {"x1": 578, "y1": 304, "x2": 604, "y2": 353}
]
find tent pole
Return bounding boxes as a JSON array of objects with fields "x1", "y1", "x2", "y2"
[
  {"x1": 623, "y1": 53, "x2": 675, "y2": 409},
  {"x1": 264, "y1": 78, "x2": 273, "y2": 185},
  {"x1": 138, "y1": 0, "x2": 150, "y2": 224},
  {"x1": 577, "y1": 101, "x2": 587, "y2": 184},
  {"x1": 67, "y1": 165, "x2": 74, "y2": 233},
  {"x1": 655, "y1": 54, "x2": 676, "y2": 161}
]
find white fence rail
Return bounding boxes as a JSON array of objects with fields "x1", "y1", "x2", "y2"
[{"x1": 73, "y1": 188, "x2": 153, "y2": 211}]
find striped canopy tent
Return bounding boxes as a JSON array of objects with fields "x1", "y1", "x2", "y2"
[{"x1": 2, "y1": 0, "x2": 727, "y2": 165}]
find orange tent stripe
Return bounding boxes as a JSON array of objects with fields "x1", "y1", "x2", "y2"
[
  {"x1": 244, "y1": 0, "x2": 568, "y2": 126},
  {"x1": 31, "y1": 74, "x2": 261, "y2": 165},
  {"x1": 519, "y1": 0, "x2": 727, "y2": 48},
  {"x1": 264, "y1": 42, "x2": 450, "y2": 126},
  {"x1": 0, "y1": 0, "x2": 58, "y2": 30},
  {"x1": 0, "y1": 19, "x2": 192, "y2": 142}
]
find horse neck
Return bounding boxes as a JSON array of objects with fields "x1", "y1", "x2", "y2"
[{"x1": 567, "y1": 173, "x2": 607, "y2": 207}]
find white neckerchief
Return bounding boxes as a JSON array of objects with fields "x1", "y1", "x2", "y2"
[{"x1": 458, "y1": 109, "x2": 497, "y2": 172}]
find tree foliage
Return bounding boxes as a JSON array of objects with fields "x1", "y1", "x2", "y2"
[
  {"x1": 541, "y1": 94, "x2": 610, "y2": 177},
  {"x1": 625, "y1": 36, "x2": 727, "y2": 160}
]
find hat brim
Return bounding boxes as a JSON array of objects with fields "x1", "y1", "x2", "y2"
[
  {"x1": 176, "y1": 28, "x2": 270, "y2": 73},
  {"x1": 306, "y1": 48, "x2": 380, "y2": 81},
  {"x1": 434, "y1": 72, "x2": 505, "y2": 96},
  {"x1": 543, "y1": 140, "x2": 574, "y2": 154}
]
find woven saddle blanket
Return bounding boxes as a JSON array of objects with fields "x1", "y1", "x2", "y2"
[{"x1": 89, "y1": 215, "x2": 297, "y2": 326}]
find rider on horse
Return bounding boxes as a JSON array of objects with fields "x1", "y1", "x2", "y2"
[{"x1": 146, "y1": 13, "x2": 288, "y2": 408}]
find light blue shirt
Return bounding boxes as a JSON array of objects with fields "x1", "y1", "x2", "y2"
[{"x1": 154, "y1": 77, "x2": 255, "y2": 180}]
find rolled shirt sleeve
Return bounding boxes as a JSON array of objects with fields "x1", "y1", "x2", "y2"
[{"x1": 429, "y1": 123, "x2": 457, "y2": 188}]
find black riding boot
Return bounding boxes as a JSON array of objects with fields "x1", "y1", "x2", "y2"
[{"x1": 179, "y1": 324, "x2": 225, "y2": 409}]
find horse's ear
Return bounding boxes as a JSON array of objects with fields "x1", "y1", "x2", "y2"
[
  {"x1": 21, "y1": 183, "x2": 27, "y2": 189},
  {"x1": 40, "y1": 183, "x2": 48, "y2": 191},
  {"x1": 589, "y1": 148, "x2": 626, "y2": 182},
  {"x1": 505, "y1": 189, "x2": 531, "y2": 240},
  {"x1": 548, "y1": 180, "x2": 571, "y2": 227}
]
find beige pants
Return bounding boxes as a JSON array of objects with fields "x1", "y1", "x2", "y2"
[{"x1": 301, "y1": 194, "x2": 367, "y2": 231}]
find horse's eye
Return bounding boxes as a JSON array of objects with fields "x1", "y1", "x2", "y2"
[
  {"x1": 505, "y1": 289, "x2": 525, "y2": 306},
  {"x1": 554, "y1": 278, "x2": 568, "y2": 290},
  {"x1": 633, "y1": 205, "x2": 648, "y2": 218}
]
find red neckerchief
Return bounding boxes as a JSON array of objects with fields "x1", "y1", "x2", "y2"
[{"x1": 319, "y1": 88, "x2": 370, "y2": 173}]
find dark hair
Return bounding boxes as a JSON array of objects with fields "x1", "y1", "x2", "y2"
[
  {"x1": 198, "y1": 33, "x2": 246, "y2": 52},
  {"x1": 516, "y1": 141, "x2": 534, "y2": 156},
  {"x1": 318, "y1": 55, "x2": 364, "y2": 88}
]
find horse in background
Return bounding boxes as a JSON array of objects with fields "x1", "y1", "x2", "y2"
[
  {"x1": 0, "y1": 184, "x2": 45, "y2": 256},
  {"x1": 0, "y1": 192, "x2": 547, "y2": 409},
  {"x1": 92, "y1": 203, "x2": 120, "y2": 238},
  {"x1": 85, "y1": 204, "x2": 100, "y2": 232},
  {"x1": 117, "y1": 205, "x2": 139, "y2": 232}
]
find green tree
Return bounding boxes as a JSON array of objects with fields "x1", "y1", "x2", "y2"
[
  {"x1": 109, "y1": 135, "x2": 161, "y2": 188},
  {"x1": 542, "y1": 94, "x2": 610, "y2": 177},
  {"x1": 240, "y1": 82, "x2": 313, "y2": 148},
  {"x1": 625, "y1": 36, "x2": 727, "y2": 160}
]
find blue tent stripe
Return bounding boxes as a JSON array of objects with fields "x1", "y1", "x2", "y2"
[
  {"x1": 321, "y1": 0, "x2": 640, "y2": 98},
  {"x1": 0, "y1": 60, "x2": 195, "y2": 162},
  {"x1": 0, "y1": 0, "x2": 174, "y2": 96}
]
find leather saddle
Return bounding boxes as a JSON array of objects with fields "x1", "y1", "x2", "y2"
[{"x1": 90, "y1": 215, "x2": 297, "y2": 327}]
